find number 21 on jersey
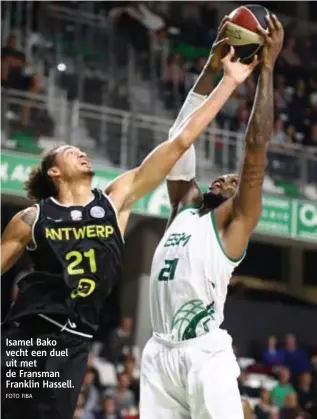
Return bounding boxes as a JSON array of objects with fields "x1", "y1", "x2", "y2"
[
  {"x1": 158, "y1": 258, "x2": 179, "y2": 281},
  {"x1": 65, "y1": 249, "x2": 97, "y2": 298}
]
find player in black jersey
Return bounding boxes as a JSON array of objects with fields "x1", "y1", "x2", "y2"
[{"x1": 1, "y1": 48, "x2": 258, "y2": 419}]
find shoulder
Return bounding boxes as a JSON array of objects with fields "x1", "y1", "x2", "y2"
[{"x1": 17, "y1": 205, "x2": 39, "y2": 228}]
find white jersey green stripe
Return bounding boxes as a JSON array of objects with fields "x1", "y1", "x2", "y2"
[{"x1": 149, "y1": 206, "x2": 244, "y2": 341}]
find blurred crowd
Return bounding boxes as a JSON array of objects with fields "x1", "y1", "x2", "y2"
[
  {"x1": 1, "y1": 33, "x2": 54, "y2": 151},
  {"x1": 73, "y1": 316, "x2": 140, "y2": 419},
  {"x1": 1, "y1": 1, "x2": 317, "y2": 191},
  {"x1": 238, "y1": 334, "x2": 317, "y2": 419},
  {"x1": 71, "y1": 322, "x2": 317, "y2": 419},
  {"x1": 2, "y1": 2, "x2": 317, "y2": 151},
  {"x1": 120, "y1": 2, "x2": 317, "y2": 152}
]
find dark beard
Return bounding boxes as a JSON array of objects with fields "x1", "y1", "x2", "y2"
[{"x1": 203, "y1": 191, "x2": 227, "y2": 210}]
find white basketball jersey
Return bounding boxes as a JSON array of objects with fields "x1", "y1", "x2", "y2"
[{"x1": 149, "y1": 206, "x2": 244, "y2": 341}]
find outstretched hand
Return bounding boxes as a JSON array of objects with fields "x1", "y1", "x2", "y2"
[
  {"x1": 222, "y1": 47, "x2": 259, "y2": 85},
  {"x1": 257, "y1": 14, "x2": 284, "y2": 71},
  {"x1": 206, "y1": 16, "x2": 230, "y2": 74}
]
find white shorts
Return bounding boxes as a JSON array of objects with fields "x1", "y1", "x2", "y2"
[{"x1": 140, "y1": 329, "x2": 243, "y2": 419}]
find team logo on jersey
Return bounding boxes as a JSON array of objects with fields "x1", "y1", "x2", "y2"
[
  {"x1": 171, "y1": 299, "x2": 215, "y2": 341},
  {"x1": 90, "y1": 206, "x2": 105, "y2": 218},
  {"x1": 70, "y1": 210, "x2": 82, "y2": 221}
]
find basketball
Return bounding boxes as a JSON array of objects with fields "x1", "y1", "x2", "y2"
[{"x1": 225, "y1": 4, "x2": 270, "y2": 62}]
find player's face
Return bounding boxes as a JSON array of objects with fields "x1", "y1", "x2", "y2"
[
  {"x1": 203, "y1": 174, "x2": 238, "y2": 209},
  {"x1": 49, "y1": 145, "x2": 94, "y2": 181}
]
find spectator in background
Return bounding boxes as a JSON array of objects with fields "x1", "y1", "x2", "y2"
[
  {"x1": 288, "y1": 80, "x2": 309, "y2": 134},
  {"x1": 107, "y1": 2, "x2": 149, "y2": 54},
  {"x1": 104, "y1": 317, "x2": 139, "y2": 365},
  {"x1": 1, "y1": 34, "x2": 26, "y2": 89},
  {"x1": 308, "y1": 89, "x2": 317, "y2": 124},
  {"x1": 281, "y1": 334, "x2": 311, "y2": 374},
  {"x1": 122, "y1": 355, "x2": 140, "y2": 403},
  {"x1": 73, "y1": 392, "x2": 94, "y2": 419},
  {"x1": 232, "y1": 106, "x2": 250, "y2": 134},
  {"x1": 305, "y1": 122, "x2": 317, "y2": 149},
  {"x1": 279, "y1": 392, "x2": 310, "y2": 419},
  {"x1": 298, "y1": 36, "x2": 313, "y2": 70},
  {"x1": 254, "y1": 389, "x2": 272, "y2": 419},
  {"x1": 268, "y1": 411, "x2": 279, "y2": 419},
  {"x1": 271, "y1": 119, "x2": 293, "y2": 149},
  {"x1": 284, "y1": 124, "x2": 297, "y2": 145},
  {"x1": 271, "y1": 367, "x2": 295, "y2": 408},
  {"x1": 274, "y1": 74, "x2": 288, "y2": 112},
  {"x1": 163, "y1": 53, "x2": 186, "y2": 109},
  {"x1": 217, "y1": 90, "x2": 240, "y2": 129},
  {"x1": 81, "y1": 367, "x2": 101, "y2": 414},
  {"x1": 280, "y1": 36, "x2": 301, "y2": 70},
  {"x1": 296, "y1": 371, "x2": 315, "y2": 415},
  {"x1": 200, "y1": 1, "x2": 218, "y2": 44},
  {"x1": 104, "y1": 372, "x2": 135, "y2": 413},
  {"x1": 94, "y1": 396, "x2": 122, "y2": 419},
  {"x1": 178, "y1": 3, "x2": 206, "y2": 47},
  {"x1": 311, "y1": 354, "x2": 317, "y2": 391}
]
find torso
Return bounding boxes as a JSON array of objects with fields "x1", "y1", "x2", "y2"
[
  {"x1": 149, "y1": 205, "x2": 244, "y2": 341},
  {"x1": 7, "y1": 189, "x2": 124, "y2": 334}
]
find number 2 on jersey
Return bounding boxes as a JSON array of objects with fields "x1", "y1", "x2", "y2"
[
  {"x1": 65, "y1": 249, "x2": 97, "y2": 298},
  {"x1": 158, "y1": 258, "x2": 179, "y2": 281}
]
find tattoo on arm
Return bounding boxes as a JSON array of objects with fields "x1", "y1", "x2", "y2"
[
  {"x1": 241, "y1": 162, "x2": 266, "y2": 189},
  {"x1": 20, "y1": 207, "x2": 37, "y2": 228},
  {"x1": 245, "y1": 70, "x2": 274, "y2": 150},
  {"x1": 232, "y1": 70, "x2": 274, "y2": 226}
]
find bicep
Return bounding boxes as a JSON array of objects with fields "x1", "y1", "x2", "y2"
[
  {"x1": 233, "y1": 148, "x2": 265, "y2": 223},
  {"x1": 1, "y1": 209, "x2": 34, "y2": 274},
  {"x1": 218, "y1": 149, "x2": 266, "y2": 258},
  {"x1": 213, "y1": 199, "x2": 250, "y2": 261}
]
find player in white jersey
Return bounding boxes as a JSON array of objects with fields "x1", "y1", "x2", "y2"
[{"x1": 140, "y1": 15, "x2": 284, "y2": 419}]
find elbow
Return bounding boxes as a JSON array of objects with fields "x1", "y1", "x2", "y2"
[{"x1": 175, "y1": 129, "x2": 192, "y2": 151}]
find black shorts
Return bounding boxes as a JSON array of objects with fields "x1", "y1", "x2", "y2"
[{"x1": 1, "y1": 316, "x2": 91, "y2": 419}]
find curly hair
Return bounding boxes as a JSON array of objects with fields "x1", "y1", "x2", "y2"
[{"x1": 24, "y1": 146, "x2": 61, "y2": 201}]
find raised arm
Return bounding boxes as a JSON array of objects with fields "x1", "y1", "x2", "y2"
[
  {"x1": 216, "y1": 15, "x2": 284, "y2": 259},
  {"x1": 1, "y1": 207, "x2": 36, "y2": 274},
  {"x1": 166, "y1": 22, "x2": 231, "y2": 215},
  {"x1": 106, "y1": 50, "x2": 258, "y2": 234}
]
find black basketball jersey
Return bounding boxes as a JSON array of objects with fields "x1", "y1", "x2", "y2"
[{"x1": 7, "y1": 189, "x2": 124, "y2": 334}]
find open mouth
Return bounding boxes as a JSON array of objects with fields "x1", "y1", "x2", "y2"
[
  {"x1": 80, "y1": 159, "x2": 90, "y2": 167},
  {"x1": 210, "y1": 182, "x2": 221, "y2": 190}
]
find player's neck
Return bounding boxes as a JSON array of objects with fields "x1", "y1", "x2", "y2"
[{"x1": 57, "y1": 181, "x2": 94, "y2": 206}]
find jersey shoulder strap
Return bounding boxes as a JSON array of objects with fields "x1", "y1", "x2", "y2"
[{"x1": 25, "y1": 203, "x2": 40, "y2": 251}]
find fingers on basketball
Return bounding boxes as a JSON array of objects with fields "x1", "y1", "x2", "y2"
[
  {"x1": 256, "y1": 25, "x2": 272, "y2": 45},
  {"x1": 218, "y1": 15, "x2": 230, "y2": 33},
  {"x1": 250, "y1": 54, "x2": 259, "y2": 69},
  {"x1": 265, "y1": 14, "x2": 275, "y2": 33}
]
